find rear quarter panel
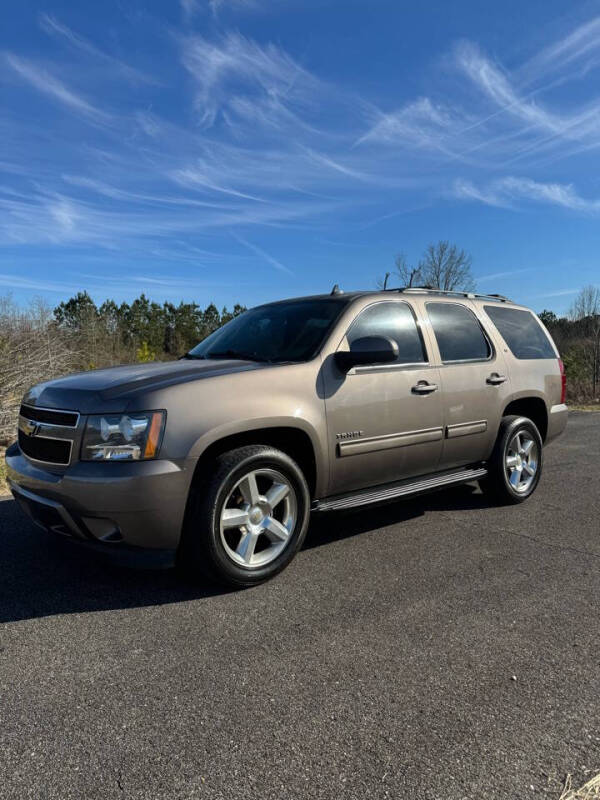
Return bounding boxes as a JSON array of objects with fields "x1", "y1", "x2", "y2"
[{"x1": 478, "y1": 303, "x2": 565, "y2": 434}]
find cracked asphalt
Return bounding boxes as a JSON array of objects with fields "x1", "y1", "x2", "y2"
[{"x1": 0, "y1": 412, "x2": 599, "y2": 799}]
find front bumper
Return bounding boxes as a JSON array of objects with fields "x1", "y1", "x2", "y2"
[{"x1": 5, "y1": 443, "x2": 195, "y2": 556}]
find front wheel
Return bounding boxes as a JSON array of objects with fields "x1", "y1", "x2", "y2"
[
  {"x1": 480, "y1": 415, "x2": 543, "y2": 504},
  {"x1": 180, "y1": 445, "x2": 311, "y2": 587}
]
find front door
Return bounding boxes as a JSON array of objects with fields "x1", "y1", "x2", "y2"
[{"x1": 323, "y1": 300, "x2": 444, "y2": 496}]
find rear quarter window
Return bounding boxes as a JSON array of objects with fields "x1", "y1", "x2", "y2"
[{"x1": 484, "y1": 306, "x2": 556, "y2": 360}]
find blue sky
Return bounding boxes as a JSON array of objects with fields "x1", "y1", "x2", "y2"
[{"x1": 2, "y1": 0, "x2": 600, "y2": 314}]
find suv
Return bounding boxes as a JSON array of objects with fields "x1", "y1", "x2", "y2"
[{"x1": 6, "y1": 288, "x2": 567, "y2": 586}]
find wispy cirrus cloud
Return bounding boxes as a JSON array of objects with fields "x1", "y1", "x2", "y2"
[
  {"x1": 232, "y1": 232, "x2": 292, "y2": 274},
  {"x1": 180, "y1": 32, "x2": 317, "y2": 128},
  {"x1": 356, "y1": 16, "x2": 600, "y2": 167},
  {"x1": 454, "y1": 39, "x2": 600, "y2": 151},
  {"x1": 454, "y1": 176, "x2": 600, "y2": 213},
  {"x1": 520, "y1": 16, "x2": 600, "y2": 83},
  {"x1": 4, "y1": 8, "x2": 600, "y2": 290},
  {"x1": 181, "y1": 0, "x2": 260, "y2": 21},
  {"x1": 180, "y1": 0, "x2": 199, "y2": 23},
  {"x1": 0, "y1": 269, "x2": 238, "y2": 296},
  {"x1": 39, "y1": 14, "x2": 160, "y2": 86},
  {"x1": 356, "y1": 97, "x2": 459, "y2": 154},
  {"x1": 477, "y1": 268, "x2": 533, "y2": 283},
  {"x1": 4, "y1": 53, "x2": 110, "y2": 122},
  {"x1": 536, "y1": 287, "x2": 581, "y2": 298},
  {"x1": 209, "y1": 0, "x2": 259, "y2": 17}
]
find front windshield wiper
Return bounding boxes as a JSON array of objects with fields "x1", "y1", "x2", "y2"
[
  {"x1": 180, "y1": 353, "x2": 206, "y2": 360},
  {"x1": 205, "y1": 349, "x2": 272, "y2": 363}
]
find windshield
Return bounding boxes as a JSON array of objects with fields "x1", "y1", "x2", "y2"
[{"x1": 187, "y1": 298, "x2": 348, "y2": 363}]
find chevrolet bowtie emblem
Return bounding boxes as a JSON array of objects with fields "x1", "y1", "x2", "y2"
[{"x1": 19, "y1": 417, "x2": 41, "y2": 437}]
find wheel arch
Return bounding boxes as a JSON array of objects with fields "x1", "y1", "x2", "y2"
[
  {"x1": 501, "y1": 396, "x2": 548, "y2": 441},
  {"x1": 189, "y1": 424, "x2": 321, "y2": 499}
]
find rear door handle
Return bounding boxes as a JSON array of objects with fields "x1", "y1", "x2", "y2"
[
  {"x1": 412, "y1": 381, "x2": 438, "y2": 395},
  {"x1": 486, "y1": 373, "x2": 507, "y2": 385}
]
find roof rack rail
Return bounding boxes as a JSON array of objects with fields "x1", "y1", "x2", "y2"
[{"x1": 393, "y1": 286, "x2": 511, "y2": 303}]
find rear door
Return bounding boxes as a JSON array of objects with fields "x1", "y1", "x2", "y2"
[
  {"x1": 424, "y1": 300, "x2": 511, "y2": 469},
  {"x1": 323, "y1": 299, "x2": 444, "y2": 495}
]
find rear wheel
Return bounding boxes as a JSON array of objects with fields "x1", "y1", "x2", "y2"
[
  {"x1": 480, "y1": 415, "x2": 543, "y2": 504},
  {"x1": 180, "y1": 445, "x2": 310, "y2": 587}
]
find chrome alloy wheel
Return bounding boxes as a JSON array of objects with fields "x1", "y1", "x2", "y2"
[
  {"x1": 505, "y1": 430, "x2": 539, "y2": 493},
  {"x1": 219, "y1": 468, "x2": 298, "y2": 568}
]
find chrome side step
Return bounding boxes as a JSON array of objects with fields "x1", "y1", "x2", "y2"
[{"x1": 313, "y1": 465, "x2": 487, "y2": 512}]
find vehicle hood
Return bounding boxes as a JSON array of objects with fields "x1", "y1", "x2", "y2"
[{"x1": 22, "y1": 359, "x2": 265, "y2": 414}]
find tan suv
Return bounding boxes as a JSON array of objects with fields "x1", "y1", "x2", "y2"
[{"x1": 6, "y1": 287, "x2": 568, "y2": 586}]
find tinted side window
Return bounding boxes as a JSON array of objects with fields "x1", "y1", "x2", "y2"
[
  {"x1": 484, "y1": 306, "x2": 556, "y2": 359},
  {"x1": 348, "y1": 302, "x2": 426, "y2": 364},
  {"x1": 427, "y1": 302, "x2": 491, "y2": 362}
]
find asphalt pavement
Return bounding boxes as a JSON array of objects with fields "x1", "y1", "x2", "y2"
[{"x1": 0, "y1": 412, "x2": 599, "y2": 799}]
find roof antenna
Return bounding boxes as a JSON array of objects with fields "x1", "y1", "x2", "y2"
[
  {"x1": 330, "y1": 283, "x2": 343, "y2": 295},
  {"x1": 383, "y1": 272, "x2": 390, "y2": 290}
]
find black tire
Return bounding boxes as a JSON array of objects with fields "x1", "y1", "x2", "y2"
[
  {"x1": 480, "y1": 415, "x2": 543, "y2": 504},
  {"x1": 179, "y1": 445, "x2": 311, "y2": 587}
]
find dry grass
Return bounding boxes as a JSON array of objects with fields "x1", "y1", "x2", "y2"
[
  {"x1": 0, "y1": 447, "x2": 9, "y2": 496},
  {"x1": 570, "y1": 404, "x2": 600, "y2": 412},
  {"x1": 561, "y1": 774, "x2": 600, "y2": 799}
]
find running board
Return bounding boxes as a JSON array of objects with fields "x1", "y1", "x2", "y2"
[{"x1": 313, "y1": 466, "x2": 487, "y2": 512}]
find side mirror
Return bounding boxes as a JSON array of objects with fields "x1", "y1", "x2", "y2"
[{"x1": 334, "y1": 336, "x2": 399, "y2": 372}]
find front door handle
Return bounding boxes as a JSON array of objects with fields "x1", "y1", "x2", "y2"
[
  {"x1": 412, "y1": 381, "x2": 438, "y2": 395},
  {"x1": 486, "y1": 373, "x2": 507, "y2": 385}
]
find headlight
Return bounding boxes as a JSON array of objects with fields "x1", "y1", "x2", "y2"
[{"x1": 81, "y1": 411, "x2": 165, "y2": 461}]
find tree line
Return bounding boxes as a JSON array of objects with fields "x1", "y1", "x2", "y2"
[
  {"x1": 53, "y1": 291, "x2": 246, "y2": 368},
  {"x1": 539, "y1": 285, "x2": 600, "y2": 404},
  {"x1": 0, "y1": 293, "x2": 245, "y2": 442}
]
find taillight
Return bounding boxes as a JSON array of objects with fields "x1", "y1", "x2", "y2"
[{"x1": 558, "y1": 358, "x2": 566, "y2": 404}]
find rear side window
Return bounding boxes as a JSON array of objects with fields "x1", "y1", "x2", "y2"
[
  {"x1": 484, "y1": 306, "x2": 556, "y2": 359},
  {"x1": 348, "y1": 301, "x2": 427, "y2": 364},
  {"x1": 426, "y1": 302, "x2": 491, "y2": 363}
]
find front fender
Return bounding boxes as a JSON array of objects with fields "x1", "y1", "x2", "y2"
[{"x1": 187, "y1": 415, "x2": 327, "y2": 498}]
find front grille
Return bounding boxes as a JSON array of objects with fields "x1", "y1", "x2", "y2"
[
  {"x1": 19, "y1": 405, "x2": 78, "y2": 427},
  {"x1": 18, "y1": 429, "x2": 72, "y2": 465}
]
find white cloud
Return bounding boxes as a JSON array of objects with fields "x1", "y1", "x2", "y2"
[
  {"x1": 180, "y1": 32, "x2": 316, "y2": 127},
  {"x1": 454, "y1": 39, "x2": 600, "y2": 152},
  {"x1": 522, "y1": 16, "x2": 600, "y2": 81},
  {"x1": 208, "y1": 0, "x2": 259, "y2": 19},
  {"x1": 232, "y1": 232, "x2": 292, "y2": 274},
  {"x1": 477, "y1": 268, "x2": 532, "y2": 283},
  {"x1": 5, "y1": 13, "x2": 600, "y2": 261},
  {"x1": 357, "y1": 97, "x2": 458, "y2": 151},
  {"x1": 536, "y1": 288, "x2": 580, "y2": 297},
  {"x1": 180, "y1": 0, "x2": 199, "y2": 22},
  {"x1": 170, "y1": 167, "x2": 269, "y2": 203},
  {"x1": 453, "y1": 178, "x2": 512, "y2": 208},
  {"x1": 0, "y1": 272, "x2": 81, "y2": 293},
  {"x1": 4, "y1": 53, "x2": 110, "y2": 122},
  {"x1": 454, "y1": 176, "x2": 600, "y2": 213},
  {"x1": 355, "y1": 20, "x2": 600, "y2": 168},
  {"x1": 39, "y1": 14, "x2": 159, "y2": 86}
]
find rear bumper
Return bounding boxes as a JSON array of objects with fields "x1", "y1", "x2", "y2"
[
  {"x1": 546, "y1": 403, "x2": 568, "y2": 444},
  {"x1": 5, "y1": 443, "x2": 195, "y2": 553}
]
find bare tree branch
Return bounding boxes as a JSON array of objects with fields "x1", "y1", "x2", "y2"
[{"x1": 418, "y1": 241, "x2": 475, "y2": 291}]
